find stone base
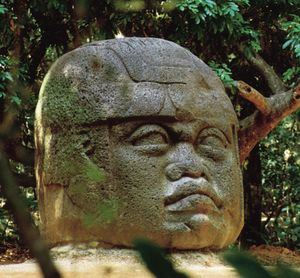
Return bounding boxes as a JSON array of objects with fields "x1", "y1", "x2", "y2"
[
  {"x1": 50, "y1": 243, "x2": 226, "y2": 266},
  {"x1": 0, "y1": 262, "x2": 239, "y2": 278},
  {"x1": 0, "y1": 244, "x2": 240, "y2": 278}
]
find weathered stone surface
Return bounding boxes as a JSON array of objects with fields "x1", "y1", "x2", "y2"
[
  {"x1": 1, "y1": 245, "x2": 240, "y2": 278},
  {"x1": 35, "y1": 37, "x2": 243, "y2": 249},
  {"x1": 0, "y1": 258, "x2": 240, "y2": 278}
]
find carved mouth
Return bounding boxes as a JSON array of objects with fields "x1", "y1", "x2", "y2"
[
  {"x1": 165, "y1": 194, "x2": 218, "y2": 213},
  {"x1": 164, "y1": 178, "x2": 222, "y2": 212}
]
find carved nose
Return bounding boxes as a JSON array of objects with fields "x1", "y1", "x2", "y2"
[{"x1": 165, "y1": 143, "x2": 207, "y2": 181}]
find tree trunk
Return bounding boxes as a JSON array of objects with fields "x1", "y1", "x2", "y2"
[{"x1": 241, "y1": 145, "x2": 263, "y2": 246}]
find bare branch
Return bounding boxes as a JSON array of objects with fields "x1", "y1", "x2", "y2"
[
  {"x1": 0, "y1": 151, "x2": 60, "y2": 278},
  {"x1": 238, "y1": 83, "x2": 300, "y2": 163},
  {"x1": 237, "y1": 81, "x2": 271, "y2": 115},
  {"x1": 239, "y1": 46, "x2": 287, "y2": 95}
]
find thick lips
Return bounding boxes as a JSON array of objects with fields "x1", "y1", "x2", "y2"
[{"x1": 164, "y1": 177, "x2": 222, "y2": 213}]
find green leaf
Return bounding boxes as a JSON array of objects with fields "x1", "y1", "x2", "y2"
[
  {"x1": 178, "y1": 5, "x2": 185, "y2": 11},
  {"x1": 0, "y1": 4, "x2": 7, "y2": 14},
  {"x1": 223, "y1": 250, "x2": 273, "y2": 278},
  {"x1": 11, "y1": 96, "x2": 21, "y2": 106},
  {"x1": 275, "y1": 264, "x2": 300, "y2": 278},
  {"x1": 0, "y1": 72, "x2": 13, "y2": 82},
  {"x1": 283, "y1": 39, "x2": 293, "y2": 49},
  {"x1": 134, "y1": 238, "x2": 188, "y2": 278},
  {"x1": 282, "y1": 66, "x2": 300, "y2": 83}
]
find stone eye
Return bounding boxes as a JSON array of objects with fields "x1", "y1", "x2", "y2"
[
  {"x1": 200, "y1": 135, "x2": 227, "y2": 149},
  {"x1": 129, "y1": 124, "x2": 169, "y2": 147},
  {"x1": 196, "y1": 128, "x2": 229, "y2": 161},
  {"x1": 133, "y1": 132, "x2": 168, "y2": 146},
  {"x1": 197, "y1": 128, "x2": 228, "y2": 149}
]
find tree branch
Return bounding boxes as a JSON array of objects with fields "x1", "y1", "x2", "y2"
[
  {"x1": 239, "y1": 46, "x2": 287, "y2": 95},
  {"x1": 238, "y1": 82, "x2": 300, "y2": 163},
  {"x1": 0, "y1": 151, "x2": 60, "y2": 278},
  {"x1": 237, "y1": 81, "x2": 271, "y2": 115}
]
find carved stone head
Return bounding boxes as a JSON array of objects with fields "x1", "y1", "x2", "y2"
[{"x1": 35, "y1": 38, "x2": 243, "y2": 249}]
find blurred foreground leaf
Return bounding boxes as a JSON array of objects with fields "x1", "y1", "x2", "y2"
[
  {"x1": 224, "y1": 249, "x2": 300, "y2": 278},
  {"x1": 275, "y1": 264, "x2": 300, "y2": 278},
  {"x1": 134, "y1": 238, "x2": 188, "y2": 278},
  {"x1": 224, "y1": 250, "x2": 273, "y2": 278}
]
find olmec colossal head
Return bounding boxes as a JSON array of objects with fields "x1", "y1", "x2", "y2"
[{"x1": 35, "y1": 38, "x2": 243, "y2": 250}]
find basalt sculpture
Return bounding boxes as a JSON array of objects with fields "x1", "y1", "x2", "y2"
[{"x1": 35, "y1": 37, "x2": 244, "y2": 250}]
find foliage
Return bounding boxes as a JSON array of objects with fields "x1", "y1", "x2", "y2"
[
  {"x1": 0, "y1": 187, "x2": 37, "y2": 242},
  {"x1": 282, "y1": 67, "x2": 300, "y2": 86},
  {"x1": 260, "y1": 112, "x2": 300, "y2": 250},
  {"x1": 134, "y1": 238, "x2": 188, "y2": 278},
  {"x1": 176, "y1": 0, "x2": 261, "y2": 53},
  {"x1": 0, "y1": 56, "x2": 12, "y2": 100},
  {"x1": 0, "y1": 199, "x2": 18, "y2": 241},
  {"x1": 281, "y1": 15, "x2": 300, "y2": 59},
  {"x1": 208, "y1": 61, "x2": 236, "y2": 93}
]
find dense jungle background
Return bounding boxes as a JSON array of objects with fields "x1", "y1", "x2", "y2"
[{"x1": 0, "y1": 0, "x2": 299, "y2": 270}]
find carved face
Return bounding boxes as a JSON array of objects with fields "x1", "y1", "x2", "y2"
[
  {"x1": 36, "y1": 37, "x2": 244, "y2": 249},
  {"x1": 107, "y1": 83, "x2": 243, "y2": 249}
]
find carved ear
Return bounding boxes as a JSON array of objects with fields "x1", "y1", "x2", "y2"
[{"x1": 237, "y1": 81, "x2": 300, "y2": 163}]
